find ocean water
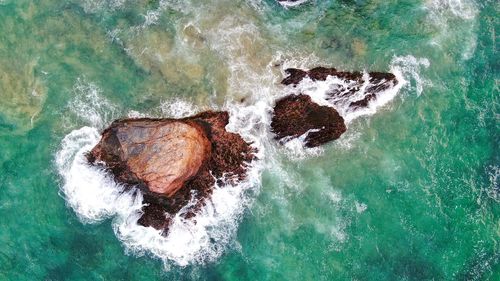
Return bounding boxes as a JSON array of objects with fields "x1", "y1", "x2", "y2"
[{"x1": 0, "y1": 0, "x2": 498, "y2": 280}]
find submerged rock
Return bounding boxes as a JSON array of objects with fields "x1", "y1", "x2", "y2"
[
  {"x1": 271, "y1": 94, "x2": 346, "y2": 148},
  {"x1": 272, "y1": 66, "x2": 398, "y2": 147},
  {"x1": 87, "y1": 111, "x2": 255, "y2": 232}
]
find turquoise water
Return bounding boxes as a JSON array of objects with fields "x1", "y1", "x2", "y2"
[{"x1": 0, "y1": 0, "x2": 498, "y2": 280}]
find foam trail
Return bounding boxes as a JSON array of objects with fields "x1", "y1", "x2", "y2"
[
  {"x1": 425, "y1": 0, "x2": 477, "y2": 20},
  {"x1": 277, "y1": 0, "x2": 310, "y2": 8},
  {"x1": 113, "y1": 179, "x2": 257, "y2": 267},
  {"x1": 57, "y1": 54, "x2": 429, "y2": 268},
  {"x1": 425, "y1": 0, "x2": 478, "y2": 60},
  {"x1": 79, "y1": 0, "x2": 126, "y2": 14},
  {"x1": 69, "y1": 78, "x2": 118, "y2": 129},
  {"x1": 56, "y1": 1, "x2": 275, "y2": 267},
  {"x1": 159, "y1": 99, "x2": 200, "y2": 119},
  {"x1": 280, "y1": 71, "x2": 398, "y2": 123}
]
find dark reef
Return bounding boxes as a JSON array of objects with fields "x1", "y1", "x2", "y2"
[{"x1": 271, "y1": 94, "x2": 347, "y2": 148}]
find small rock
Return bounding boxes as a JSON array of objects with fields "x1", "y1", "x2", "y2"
[{"x1": 271, "y1": 94, "x2": 346, "y2": 148}]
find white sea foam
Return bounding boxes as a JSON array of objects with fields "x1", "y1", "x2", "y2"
[
  {"x1": 327, "y1": 189, "x2": 343, "y2": 204},
  {"x1": 56, "y1": 126, "x2": 132, "y2": 222},
  {"x1": 159, "y1": 99, "x2": 200, "y2": 119},
  {"x1": 280, "y1": 130, "x2": 324, "y2": 160},
  {"x1": 486, "y1": 165, "x2": 500, "y2": 203},
  {"x1": 425, "y1": 0, "x2": 477, "y2": 20},
  {"x1": 355, "y1": 201, "x2": 368, "y2": 213},
  {"x1": 79, "y1": 0, "x2": 126, "y2": 14},
  {"x1": 277, "y1": 0, "x2": 310, "y2": 8},
  {"x1": 69, "y1": 78, "x2": 118, "y2": 129},
  {"x1": 136, "y1": 0, "x2": 191, "y2": 28},
  {"x1": 332, "y1": 130, "x2": 361, "y2": 151},
  {"x1": 58, "y1": 37, "x2": 431, "y2": 270},
  {"x1": 425, "y1": 0, "x2": 478, "y2": 60},
  {"x1": 126, "y1": 110, "x2": 146, "y2": 118},
  {"x1": 390, "y1": 55, "x2": 431, "y2": 97},
  {"x1": 273, "y1": 54, "x2": 430, "y2": 151},
  {"x1": 113, "y1": 178, "x2": 259, "y2": 267},
  {"x1": 60, "y1": 2, "x2": 283, "y2": 264},
  {"x1": 56, "y1": 118, "x2": 264, "y2": 268}
]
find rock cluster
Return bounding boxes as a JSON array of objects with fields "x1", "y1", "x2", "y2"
[
  {"x1": 282, "y1": 67, "x2": 398, "y2": 109},
  {"x1": 87, "y1": 66, "x2": 398, "y2": 232},
  {"x1": 271, "y1": 67, "x2": 398, "y2": 146}
]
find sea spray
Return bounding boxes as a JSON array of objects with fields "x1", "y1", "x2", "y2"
[
  {"x1": 56, "y1": 126, "x2": 132, "y2": 222},
  {"x1": 425, "y1": 0, "x2": 478, "y2": 20},
  {"x1": 69, "y1": 78, "x2": 118, "y2": 129},
  {"x1": 159, "y1": 98, "x2": 201, "y2": 119},
  {"x1": 268, "y1": 54, "x2": 431, "y2": 153},
  {"x1": 56, "y1": 118, "x2": 264, "y2": 267},
  {"x1": 57, "y1": 2, "x2": 280, "y2": 265},
  {"x1": 0, "y1": 0, "x2": 492, "y2": 278},
  {"x1": 390, "y1": 55, "x2": 431, "y2": 97}
]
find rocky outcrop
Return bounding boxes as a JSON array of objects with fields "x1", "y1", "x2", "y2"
[
  {"x1": 87, "y1": 111, "x2": 255, "y2": 233},
  {"x1": 271, "y1": 94, "x2": 346, "y2": 148},
  {"x1": 271, "y1": 66, "x2": 398, "y2": 147},
  {"x1": 282, "y1": 67, "x2": 398, "y2": 110}
]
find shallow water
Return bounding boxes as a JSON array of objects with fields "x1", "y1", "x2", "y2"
[{"x1": 0, "y1": 0, "x2": 498, "y2": 280}]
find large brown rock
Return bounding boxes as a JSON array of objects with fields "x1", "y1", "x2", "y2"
[
  {"x1": 89, "y1": 119, "x2": 211, "y2": 197},
  {"x1": 271, "y1": 94, "x2": 346, "y2": 148},
  {"x1": 87, "y1": 111, "x2": 255, "y2": 233}
]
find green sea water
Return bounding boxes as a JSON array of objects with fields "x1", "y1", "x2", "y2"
[{"x1": 0, "y1": 0, "x2": 498, "y2": 280}]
